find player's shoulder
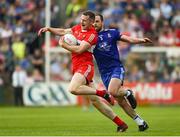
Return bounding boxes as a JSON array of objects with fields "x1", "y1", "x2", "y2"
[
  {"x1": 87, "y1": 27, "x2": 97, "y2": 38},
  {"x1": 108, "y1": 29, "x2": 120, "y2": 33},
  {"x1": 89, "y1": 26, "x2": 97, "y2": 34},
  {"x1": 72, "y1": 24, "x2": 81, "y2": 30},
  {"x1": 101, "y1": 29, "x2": 119, "y2": 34}
]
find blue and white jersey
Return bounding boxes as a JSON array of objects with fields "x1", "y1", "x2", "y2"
[{"x1": 93, "y1": 29, "x2": 124, "y2": 74}]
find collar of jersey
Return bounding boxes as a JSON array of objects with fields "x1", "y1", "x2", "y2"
[{"x1": 99, "y1": 29, "x2": 108, "y2": 33}]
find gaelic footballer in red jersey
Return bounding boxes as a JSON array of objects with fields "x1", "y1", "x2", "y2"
[{"x1": 71, "y1": 24, "x2": 97, "y2": 82}]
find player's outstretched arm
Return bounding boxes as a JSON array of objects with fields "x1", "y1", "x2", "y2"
[
  {"x1": 38, "y1": 27, "x2": 72, "y2": 36},
  {"x1": 59, "y1": 38, "x2": 91, "y2": 54},
  {"x1": 120, "y1": 35, "x2": 153, "y2": 44}
]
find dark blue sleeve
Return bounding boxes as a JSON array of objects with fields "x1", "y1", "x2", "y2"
[{"x1": 114, "y1": 29, "x2": 122, "y2": 41}]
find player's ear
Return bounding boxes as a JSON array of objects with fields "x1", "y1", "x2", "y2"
[{"x1": 89, "y1": 18, "x2": 94, "y2": 24}]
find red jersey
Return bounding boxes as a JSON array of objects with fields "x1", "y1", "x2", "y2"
[{"x1": 71, "y1": 24, "x2": 97, "y2": 68}]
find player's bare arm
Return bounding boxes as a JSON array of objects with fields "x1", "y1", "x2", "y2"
[
  {"x1": 59, "y1": 38, "x2": 91, "y2": 54},
  {"x1": 38, "y1": 27, "x2": 72, "y2": 36},
  {"x1": 120, "y1": 35, "x2": 153, "y2": 44}
]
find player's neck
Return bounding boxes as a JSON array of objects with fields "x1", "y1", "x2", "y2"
[
  {"x1": 99, "y1": 27, "x2": 104, "y2": 32},
  {"x1": 81, "y1": 25, "x2": 92, "y2": 32}
]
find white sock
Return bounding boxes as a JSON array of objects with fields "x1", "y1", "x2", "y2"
[
  {"x1": 125, "y1": 90, "x2": 131, "y2": 97},
  {"x1": 133, "y1": 115, "x2": 144, "y2": 125}
]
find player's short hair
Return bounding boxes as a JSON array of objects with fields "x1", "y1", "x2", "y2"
[
  {"x1": 82, "y1": 10, "x2": 95, "y2": 21},
  {"x1": 95, "y1": 13, "x2": 104, "y2": 21}
]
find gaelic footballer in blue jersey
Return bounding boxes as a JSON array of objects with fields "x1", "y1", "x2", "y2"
[{"x1": 93, "y1": 13, "x2": 152, "y2": 132}]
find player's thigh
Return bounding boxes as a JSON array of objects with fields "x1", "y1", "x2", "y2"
[
  {"x1": 108, "y1": 78, "x2": 122, "y2": 93},
  {"x1": 76, "y1": 64, "x2": 94, "y2": 84},
  {"x1": 68, "y1": 72, "x2": 86, "y2": 92}
]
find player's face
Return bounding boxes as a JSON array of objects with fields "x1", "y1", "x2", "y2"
[
  {"x1": 94, "y1": 16, "x2": 103, "y2": 32},
  {"x1": 80, "y1": 15, "x2": 92, "y2": 30}
]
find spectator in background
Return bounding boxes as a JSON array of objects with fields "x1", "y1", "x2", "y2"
[
  {"x1": 150, "y1": 2, "x2": 161, "y2": 22},
  {"x1": 134, "y1": 3, "x2": 145, "y2": 18},
  {"x1": 158, "y1": 27, "x2": 175, "y2": 47},
  {"x1": 12, "y1": 64, "x2": 27, "y2": 106},
  {"x1": 158, "y1": 20, "x2": 175, "y2": 47},
  {"x1": 131, "y1": 27, "x2": 144, "y2": 39},
  {"x1": 12, "y1": 35, "x2": 26, "y2": 61},
  {"x1": 160, "y1": 0, "x2": 173, "y2": 20},
  {"x1": 127, "y1": 13, "x2": 140, "y2": 33},
  {"x1": 0, "y1": 54, "x2": 7, "y2": 104},
  {"x1": 171, "y1": 66, "x2": 180, "y2": 82},
  {"x1": 172, "y1": 11, "x2": 180, "y2": 47},
  {"x1": 65, "y1": 0, "x2": 82, "y2": 27},
  {"x1": 25, "y1": 70, "x2": 34, "y2": 85},
  {"x1": 174, "y1": 24, "x2": 180, "y2": 47},
  {"x1": 0, "y1": 39, "x2": 10, "y2": 55},
  {"x1": 159, "y1": 68, "x2": 171, "y2": 83},
  {"x1": 50, "y1": 57, "x2": 64, "y2": 81},
  {"x1": 128, "y1": 65, "x2": 144, "y2": 82},
  {"x1": 50, "y1": 53, "x2": 71, "y2": 81},
  {"x1": 0, "y1": 54, "x2": 5, "y2": 79},
  {"x1": 0, "y1": 38, "x2": 14, "y2": 72},
  {"x1": 145, "y1": 55, "x2": 159, "y2": 82},
  {"x1": 66, "y1": 0, "x2": 81, "y2": 18},
  {"x1": 14, "y1": 18, "x2": 25, "y2": 35},
  {"x1": 31, "y1": 49, "x2": 44, "y2": 74},
  {"x1": 32, "y1": 68, "x2": 44, "y2": 82},
  {"x1": 0, "y1": 23, "x2": 13, "y2": 39},
  {"x1": 139, "y1": 11, "x2": 152, "y2": 33},
  {"x1": 171, "y1": 11, "x2": 180, "y2": 27}
]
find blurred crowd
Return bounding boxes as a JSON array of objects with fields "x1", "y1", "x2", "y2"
[
  {"x1": 67, "y1": 0, "x2": 180, "y2": 47},
  {"x1": 0, "y1": 0, "x2": 62, "y2": 87},
  {"x1": 125, "y1": 53, "x2": 180, "y2": 83},
  {"x1": 0, "y1": 0, "x2": 46, "y2": 86},
  {"x1": 0, "y1": 0, "x2": 180, "y2": 94}
]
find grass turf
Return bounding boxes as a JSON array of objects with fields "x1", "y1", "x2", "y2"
[{"x1": 0, "y1": 106, "x2": 180, "y2": 136}]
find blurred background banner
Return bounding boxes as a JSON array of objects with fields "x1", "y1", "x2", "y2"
[
  {"x1": 124, "y1": 82, "x2": 180, "y2": 105},
  {"x1": 0, "y1": 0, "x2": 179, "y2": 106},
  {"x1": 23, "y1": 82, "x2": 77, "y2": 106}
]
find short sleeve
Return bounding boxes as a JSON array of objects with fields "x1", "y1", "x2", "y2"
[
  {"x1": 114, "y1": 29, "x2": 122, "y2": 41},
  {"x1": 71, "y1": 25, "x2": 77, "y2": 33},
  {"x1": 84, "y1": 33, "x2": 98, "y2": 46}
]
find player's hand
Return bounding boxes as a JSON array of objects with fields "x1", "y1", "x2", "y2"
[
  {"x1": 59, "y1": 37, "x2": 65, "y2": 47},
  {"x1": 38, "y1": 27, "x2": 49, "y2": 36},
  {"x1": 143, "y1": 38, "x2": 153, "y2": 44}
]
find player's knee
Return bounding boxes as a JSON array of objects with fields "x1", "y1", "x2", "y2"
[
  {"x1": 109, "y1": 89, "x2": 124, "y2": 98},
  {"x1": 109, "y1": 91, "x2": 116, "y2": 97},
  {"x1": 68, "y1": 87, "x2": 78, "y2": 95}
]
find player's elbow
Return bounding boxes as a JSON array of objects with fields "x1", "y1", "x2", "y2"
[
  {"x1": 128, "y1": 40, "x2": 134, "y2": 44},
  {"x1": 74, "y1": 49, "x2": 84, "y2": 54}
]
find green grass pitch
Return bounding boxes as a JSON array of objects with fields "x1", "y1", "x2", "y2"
[{"x1": 0, "y1": 106, "x2": 180, "y2": 136}]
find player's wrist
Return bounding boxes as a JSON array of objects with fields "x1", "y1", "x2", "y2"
[
  {"x1": 139, "y1": 38, "x2": 145, "y2": 43},
  {"x1": 46, "y1": 27, "x2": 50, "y2": 31}
]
